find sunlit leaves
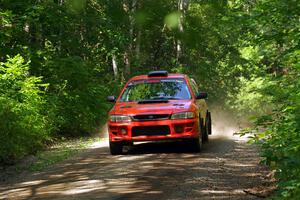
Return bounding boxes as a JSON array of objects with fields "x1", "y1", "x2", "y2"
[
  {"x1": 227, "y1": 1, "x2": 300, "y2": 198},
  {"x1": 164, "y1": 11, "x2": 181, "y2": 29},
  {"x1": 0, "y1": 55, "x2": 49, "y2": 163},
  {"x1": 66, "y1": 0, "x2": 87, "y2": 14}
]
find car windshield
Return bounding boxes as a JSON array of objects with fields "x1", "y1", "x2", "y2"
[{"x1": 120, "y1": 78, "x2": 191, "y2": 102}]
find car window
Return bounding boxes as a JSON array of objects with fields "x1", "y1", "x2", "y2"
[
  {"x1": 188, "y1": 78, "x2": 199, "y2": 96},
  {"x1": 120, "y1": 78, "x2": 192, "y2": 102}
]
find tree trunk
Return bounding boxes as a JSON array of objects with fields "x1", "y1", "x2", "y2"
[
  {"x1": 124, "y1": 52, "x2": 130, "y2": 76},
  {"x1": 123, "y1": 0, "x2": 137, "y2": 78},
  {"x1": 177, "y1": 0, "x2": 189, "y2": 62},
  {"x1": 135, "y1": 1, "x2": 141, "y2": 63},
  {"x1": 112, "y1": 54, "x2": 118, "y2": 77},
  {"x1": 135, "y1": 27, "x2": 141, "y2": 63},
  {"x1": 58, "y1": 0, "x2": 64, "y2": 54}
]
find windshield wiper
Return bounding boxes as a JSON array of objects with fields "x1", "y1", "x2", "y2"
[
  {"x1": 150, "y1": 97, "x2": 168, "y2": 100},
  {"x1": 137, "y1": 99, "x2": 169, "y2": 104}
]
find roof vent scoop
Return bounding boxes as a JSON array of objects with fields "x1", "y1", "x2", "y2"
[{"x1": 148, "y1": 71, "x2": 168, "y2": 77}]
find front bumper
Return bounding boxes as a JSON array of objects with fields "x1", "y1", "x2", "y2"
[{"x1": 108, "y1": 119, "x2": 200, "y2": 142}]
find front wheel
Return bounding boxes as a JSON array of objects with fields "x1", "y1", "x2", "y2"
[
  {"x1": 190, "y1": 136, "x2": 202, "y2": 153},
  {"x1": 109, "y1": 141, "x2": 123, "y2": 155}
]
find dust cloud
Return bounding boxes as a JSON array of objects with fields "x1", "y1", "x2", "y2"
[{"x1": 210, "y1": 107, "x2": 246, "y2": 141}]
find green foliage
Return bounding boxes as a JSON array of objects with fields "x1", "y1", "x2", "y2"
[
  {"x1": 237, "y1": 73, "x2": 300, "y2": 200},
  {"x1": 230, "y1": 77, "x2": 274, "y2": 119},
  {"x1": 0, "y1": 0, "x2": 121, "y2": 163},
  {"x1": 164, "y1": 12, "x2": 181, "y2": 29},
  {"x1": 30, "y1": 137, "x2": 100, "y2": 172},
  {"x1": 44, "y1": 57, "x2": 110, "y2": 135},
  {"x1": 231, "y1": 0, "x2": 300, "y2": 198},
  {"x1": 0, "y1": 55, "x2": 51, "y2": 163}
]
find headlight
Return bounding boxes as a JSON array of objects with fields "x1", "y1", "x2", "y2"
[
  {"x1": 171, "y1": 112, "x2": 195, "y2": 119},
  {"x1": 110, "y1": 115, "x2": 132, "y2": 123}
]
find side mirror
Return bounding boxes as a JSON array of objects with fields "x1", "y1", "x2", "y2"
[
  {"x1": 107, "y1": 96, "x2": 116, "y2": 103},
  {"x1": 196, "y1": 92, "x2": 208, "y2": 99}
]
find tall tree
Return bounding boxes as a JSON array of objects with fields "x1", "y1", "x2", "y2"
[{"x1": 177, "y1": 0, "x2": 189, "y2": 62}]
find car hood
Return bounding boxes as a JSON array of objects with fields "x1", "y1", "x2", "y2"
[{"x1": 110, "y1": 100, "x2": 193, "y2": 116}]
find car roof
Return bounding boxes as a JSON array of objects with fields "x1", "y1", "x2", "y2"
[{"x1": 129, "y1": 73, "x2": 187, "y2": 81}]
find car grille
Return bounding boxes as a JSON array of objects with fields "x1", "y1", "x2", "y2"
[
  {"x1": 132, "y1": 125, "x2": 170, "y2": 137},
  {"x1": 132, "y1": 114, "x2": 170, "y2": 121}
]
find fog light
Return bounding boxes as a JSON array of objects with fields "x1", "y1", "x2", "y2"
[
  {"x1": 174, "y1": 125, "x2": 184, "y2": 133},
  {"x1": 120, "y1": 128, "x2": 127, "y2": 135},
  {"x1": 185, "y1": 127, "x2": 193, "y2": 132},
  {"x1": 186, "y1": 123, "x2": 194, "y2": 127}
]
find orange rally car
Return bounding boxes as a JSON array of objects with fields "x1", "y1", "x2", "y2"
[{"x1": 107, "y1": 71, "x2": 211, "y2": 155}]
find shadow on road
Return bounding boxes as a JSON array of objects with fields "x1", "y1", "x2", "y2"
[{"x1": 0, "y1": 132, "x2": 274, "y2": 200}]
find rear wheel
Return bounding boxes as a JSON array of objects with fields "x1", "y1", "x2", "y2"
[
  {"x1": 109, "y1": 141, "x2": 123, "y2": 155},
  {"x1": 203, "y1": 121, "x2": 209, "y2": 143},
  {"x1": 207, "y1": 112, "x2": 212, "y2": 135},
  {"x1": 202, "y1": 112, "x2": 212, "y2": 143},
  {"x1": 199, "y1": 117, "x2": 207, "y2": 143}
]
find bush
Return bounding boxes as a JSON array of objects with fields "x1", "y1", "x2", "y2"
[
  {"x1": 232, "y1": 70, "x2": 300, "y2": 199},
  {"x1": 42, "y1": 56, "x2": 111, "y2": 136},
  {"x1": 0, "y1": 55, "x2": 51, "y2": 163}
]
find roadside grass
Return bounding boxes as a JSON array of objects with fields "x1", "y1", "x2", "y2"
[{"x1": 29, "y1": 137, "x2": 103, "y2": 172}]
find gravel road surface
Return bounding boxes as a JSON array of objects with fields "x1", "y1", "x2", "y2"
[{"x1": 0, "y1": 130, "x2": 274, "y2": 200}]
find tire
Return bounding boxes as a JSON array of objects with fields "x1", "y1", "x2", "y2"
[
  {"x1": 190, "y1": 118, "x2": 203, "y2": 152},
  {"x1": 190, "y1": 135, "x2": 202, "y2": 153},
  {"x1": 207, "y1": 112, "x2": 212, "y2": 135},
  {"x1": 202, "y1": 114, "x2": 209, "y2": 143},
  {"x1": 200, "y1": 117, "x2": 208, "y2": 143},
  {"x1": 109, "y1": 141, "x2": 123, "y2": 155}
]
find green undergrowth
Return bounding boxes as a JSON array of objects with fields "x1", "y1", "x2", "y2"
[{"x1": 29, "y1": 137, "x2": 102, "y2": 172}]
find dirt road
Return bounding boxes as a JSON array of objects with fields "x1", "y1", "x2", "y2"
[{"x1": 0, "y1": 130, "x2": 274, "y2": 200}]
